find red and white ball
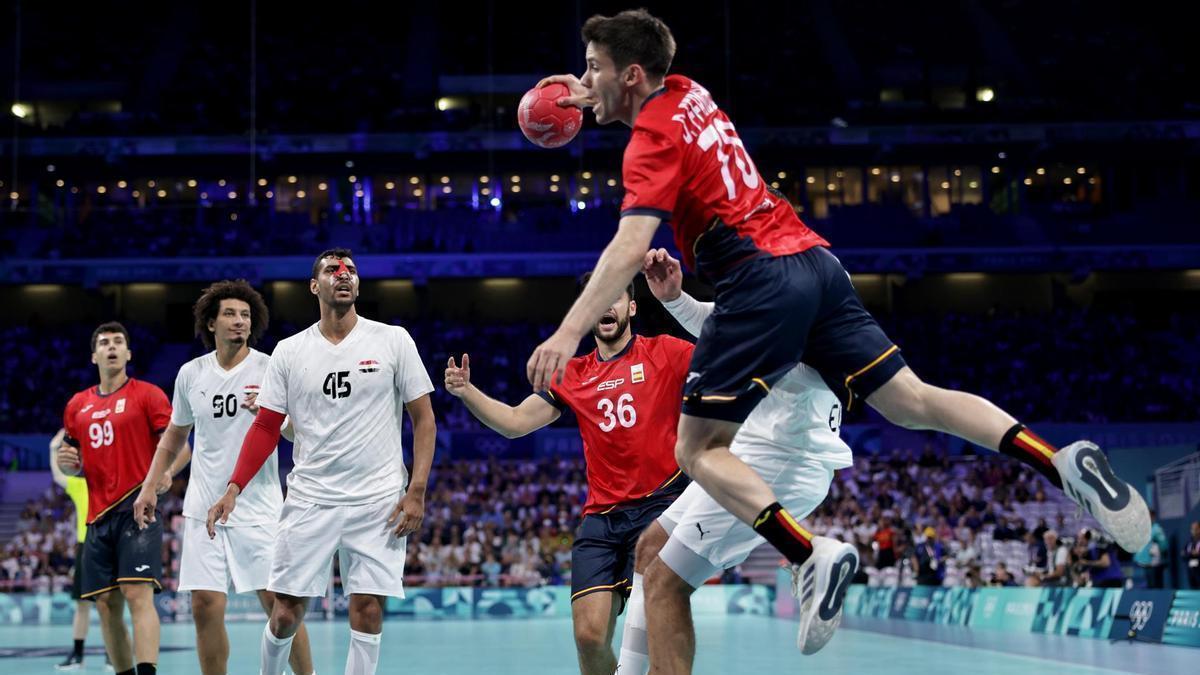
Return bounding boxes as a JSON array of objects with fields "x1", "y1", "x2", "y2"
[{"x1": 518, "y1": 83, "x2": 583, "y2": 149}]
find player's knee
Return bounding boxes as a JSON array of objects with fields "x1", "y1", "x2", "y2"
[
  {"x1": 95, "y1": 593, "x2": 119, "y2": 618},
  {"x1": 270, "y1": 603, "x2": 303, "y2": 634},
  {"x1": 349, "y1": 597, "x2": 383, "y2": 630},
  {"x1": 635, "y1": 523, "x2": 669, "y2": 570},
  {"x1": 572, "y1": 616, "x2": 608, "y2": 655},
  {"x1": 643, "y1": 558, "x2": 687, "y2": 602},
  {"x1": 190, "y1": 592, "x2": 222, "y2": 623}
]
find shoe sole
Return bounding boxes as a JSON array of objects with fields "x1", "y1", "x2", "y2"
[
  {"x1": 797, "y1": 541, "x2": 858, "y2": 655},
  {"x1": 1056, "y1": 441, "x2": 1151, "y2": 553}
]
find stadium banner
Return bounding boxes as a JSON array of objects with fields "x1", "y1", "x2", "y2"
[
  {"x1": 1107, "y1": 589, "x2": 1176, "y2": 643},
  {"x1": 1031, "y1": 587, "x2": 1122, "y2": 639},
  {"x1": 900, "y1": 585, "x2": 934, "y2": 621},
  {"x1": 1162, "y1": 590, "x2": 1200, "y2": 648},
  {"x1": 889, "y1": 587, "x2": 913, "y2": 619},
  {"x1": 926, "y1": 587, "x2": 976, "y2": 626},
  {"x1": 969, "y1": 587, "x2": 1042, "y2": 632}
]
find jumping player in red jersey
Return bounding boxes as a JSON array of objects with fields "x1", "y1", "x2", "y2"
[
  {"x1": 446, "y1": 275, "x2": 692, "y2": 675},
  {"x1": 527, "y1": 9, "x2": 1151, "y2": 666},
  {"x1": 58, "y1": 322, "x2": 183, "y2": 675}
]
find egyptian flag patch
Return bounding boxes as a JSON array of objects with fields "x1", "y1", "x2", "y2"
[
  {"x1": 358, "y1": 359, "x2": 381, "y2": 373},
  {"x1": 243, "y1": 384, "x2": 261, "y2": 396}
]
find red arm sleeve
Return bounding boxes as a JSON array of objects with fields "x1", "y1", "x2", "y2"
[{"x1": 229, "y1": 408, "x2": 285, "y2": 492}]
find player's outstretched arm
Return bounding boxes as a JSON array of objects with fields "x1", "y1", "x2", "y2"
[
  {"x1": 133, "y1": 422, "x2": 192, "y2": 529},
  {"x1": 447, "y1": 354, "x2": 561, "y2": 438},
  {"x1": 390, "y1": 393, "x2": 436, "y2": 538},
  {"x1": 528, "y1": 214, "x2": 661, "y2": 390},
  {"x1": 643, "y1": 248, "x2": 713, "y2": 338}
]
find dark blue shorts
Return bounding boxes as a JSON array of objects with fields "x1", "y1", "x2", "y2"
[
  {"x1": 81, "y1": 504, "x2": 163, "y2": 600},
  {"x1": 571, "y1": 496, "x2": 675, "y2": 606},
  {"x1": 683, "y1": 240, "x2": 905, "y2": 423}
]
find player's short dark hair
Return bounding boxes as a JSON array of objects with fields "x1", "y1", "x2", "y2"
[
  {"x1": 90, "y1": 321, "x2": 130, "y2": 352},
  {"x1": 193, "y1": 279, "x2": 270, "y2": 350},
  {"x1": 578, "y1": 271, "x2": 635, "y2": 302},
  {"x1": 581, "y1": 9, "x2": 676, "y2": 80},
  {"x1": 312, "y1": 247, "x2": 355, "y2": 279}
]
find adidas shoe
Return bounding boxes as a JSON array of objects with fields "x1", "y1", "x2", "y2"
[
  {"x1": 1054, "y1": 440, "x2": 1151, "y2": 553},
  {"x1": 792, "y1": 536, "x2": 858, "y2": 655}
]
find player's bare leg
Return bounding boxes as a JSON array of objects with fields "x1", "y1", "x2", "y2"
[
  {"x1": 258, "y1": 590, "x2": 314, "y2": 675},
  {"x1": 867, "y1": 367, "x2": 1150, "y2": 551},
  {"x1": 96, "y1": 590, "x2": 132, "y2": 671},
  {"x1": 643, "y1": 556, "x2": 695, "y2": 674},
  {"x1": 262, "y1": 593, "x2": 307, "y2": 675},
  {"x1": 347, "y1": 594, "x2": 385, "y2": 675},
  {"x1": 122, "y1": 582, "x2": 160, "y2": 668},
  {"x1": 618, "y1": 523, "x2": 670, "y2": 674},
  {"x1": 572, "y1": 592, "x2": 620, "y2": 675},
  {"x1": 674, "y1": 417, "x2": 772, "y2": 524},
  {"x1": 192, "y1": 590, "x2": 228, "y2": 674}
]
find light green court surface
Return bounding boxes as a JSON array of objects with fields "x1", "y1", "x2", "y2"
[{"x1": 0, "y1": 615, "x2": 1188, "y2": 673}]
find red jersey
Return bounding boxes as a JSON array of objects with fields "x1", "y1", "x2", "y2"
[
  {"x1": 540, "y1": 335, "x2": 693, "y2": 515},
  {"x1": 62, "y1": 378, "x2": 172, "y2": 523},
  {"x1": 620, "y1": 75, "x2": 828, "y2": 276}
]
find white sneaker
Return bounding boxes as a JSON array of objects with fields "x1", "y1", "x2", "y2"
[
  {"x1": 1053, "y1": 440, "x2": 1150, "y2": 553},
  {"x1": 792, "y1": 535, "x2": 858, "y2": 655}
]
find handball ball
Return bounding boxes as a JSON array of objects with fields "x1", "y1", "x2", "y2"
[{"x1": 518, "y1": 83, "x2": 583, "y2": 148}]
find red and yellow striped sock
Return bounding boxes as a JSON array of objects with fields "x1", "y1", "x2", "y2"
[
  {"x1": 752, "y1": 502, "x2": 814, "y2": 566},
  {"x1": 999, "y1": 424, "x2": 1063, "y2": 488}
]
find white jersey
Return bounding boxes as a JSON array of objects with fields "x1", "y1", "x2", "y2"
[
  {"x1": 736, "y1": 363, "x2": 853, "y2": 469},
  {"x1": 256, "y1": 317, "x2": 434, "y2": 505},
  {"x1": 172, "y1": 349, "x2": 282, "y2": 526}
]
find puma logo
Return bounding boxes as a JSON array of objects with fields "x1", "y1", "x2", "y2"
[{"x1": 696, "y1": 522, "x2": 711, "y2": 540}]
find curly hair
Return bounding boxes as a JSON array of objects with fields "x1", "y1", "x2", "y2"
[{"x1": 192, "y1": 279, "x2": 269, "y2": 349}]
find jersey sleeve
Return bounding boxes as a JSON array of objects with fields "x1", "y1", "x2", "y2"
[
  {"x1": 143, "y1": 383, "x2": 173, "y2": 435},
  {"x1": 620, "y1": 125, "x2": 684, "y2": 220},
  {"x1": 170, "y1": 362, "x2": 195, "y2": 427},
  {"x1": 394, "y1": 328, "x2": 435, "y2": 403},
  {"x1": 61, "y1": 395, "x2": 81, "y2": 448},
  {"x1": 256, "y1": 343, "x2": 291, "y2": 415},
  {"x1": 660, "y1": 335, "x2": 697, "y2": 383}
]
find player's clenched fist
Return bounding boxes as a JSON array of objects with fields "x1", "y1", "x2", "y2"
[{"x1": 445, "y1": 354, "x2": 472, "y2": 397}]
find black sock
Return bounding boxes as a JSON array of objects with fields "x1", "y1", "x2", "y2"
[
  {"x1": 72, "y1": 639, "x2": 84, "y2": 657},
  {"x1": 998, "y1": 423, "x2": 1063, "y2": 489},
  {"x1": 117, "y1": 670, "x2": 135, "y2": 675},
  {"x1": 752, "y1": 502, "x2": 814, "y2": 566},
  {"x1": 136, "y1": 664, "x2": 157, "y2": 675}
]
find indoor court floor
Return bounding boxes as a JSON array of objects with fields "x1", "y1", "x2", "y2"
[{"x1": 0, "y1": 614, "x2": 1189, "y2": 673}]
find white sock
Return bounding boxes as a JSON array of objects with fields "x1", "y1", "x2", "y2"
[
  {"x1": 345, "y1": 629, "x2": 382, "y2": 675},
  {"x1": 261, "y1": 623, "x2": 296, "y2": 675},
  {"x1": 617, "y1": 572, "x2": 650, "y2": 675}
]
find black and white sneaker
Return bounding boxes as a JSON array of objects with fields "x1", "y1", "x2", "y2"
[
  {"x1": 1054, "y1": 440, "x2": 1151, "y2": 553},
  {"x1": 54, "y1": 652, "x2": 83, "y2": 670},
  {"x1": 792, "y1": 535, "x2": 858, "y2": 655}
]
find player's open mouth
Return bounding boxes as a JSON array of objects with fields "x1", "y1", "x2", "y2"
[{"x1": 598, "y1": 315, "x2": 617, "y2": 327}]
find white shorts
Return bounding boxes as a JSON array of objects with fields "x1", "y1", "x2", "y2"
[
  {"x1": 657, "y1": 443, "x2": 835, "y2": 588},
  {"x1": 179, "y1": 516, "x2": 276, "y2": 595},
  {"x1": 267, "y1": 493, "x2": 407, "y2": 598}
]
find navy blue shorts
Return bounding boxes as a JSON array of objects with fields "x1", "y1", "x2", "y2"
[
  {"x1": 81, "y1": 504, "x2": 163, "y2": 600},
  {"x1": 571, "y1": 496, "x2": 676, "y2": 606},
  {"x1": 684, "y1": 240, "x2": 905, "y2": 423}
]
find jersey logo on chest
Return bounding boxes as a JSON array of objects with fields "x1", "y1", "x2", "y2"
[{"x1": 358, "y1": 359, "x2": 381, "y2": 374}]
